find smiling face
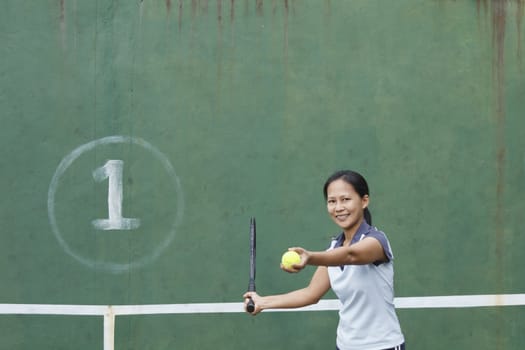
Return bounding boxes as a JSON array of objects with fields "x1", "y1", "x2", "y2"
[{"x1": 326, "y1": 178, "x2": 369, "y2": 235}]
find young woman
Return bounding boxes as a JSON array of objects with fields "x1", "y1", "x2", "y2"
[{"x1": 243, "y1": 170, "x2": 405, "y2": 350}]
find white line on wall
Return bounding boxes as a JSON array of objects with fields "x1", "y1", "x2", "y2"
[
  {"x1": 2, "y1": 294, "x2": 524, "y2": 350},
  {"x1": 2, "y1": 294, "x2": 524, "y2": 316}
]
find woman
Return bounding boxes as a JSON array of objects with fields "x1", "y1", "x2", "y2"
[{"x1": 243, "y1": 170, "x2": 405, "y2": 350}]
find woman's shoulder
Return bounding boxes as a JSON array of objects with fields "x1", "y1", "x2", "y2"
[
  {"x1": 363, "y1": 224, "x2": 394, "y2": 262},
  {"x1": 360, "y1": 222, "x2": 388, "y2": 239}
]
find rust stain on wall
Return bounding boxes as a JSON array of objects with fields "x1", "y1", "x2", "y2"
[
  {"x1": 217, "y1": 0, "x2": 222, "y2": 23},
  {"x1": 477, "y1": 1, "x2": 525, "y2": 110},
  {"x1": 517, "y1": 0, "x2": 524, "y2": 65},
  {"x1": 58, "y1": 0, "x2": 297, "y2": 45},
  {"x1": 476, "y1": 1, "x2": 524, "y2": 239},
  {"x1": 476, "y1": 2, "x2": 523, "y2": 348},
  {"x1": 284, "y1": 0, "x2": 289, "y2": 61},
  {"x1": 191, "y1": 0, "x2": 199, "y2": 19},
  {"x1": 256, "y1": 0, "x2": 263, "y2": 16},
  {"x1": 488, "y1": 3, "x2": 507, "y2": 232},
  {"x1": 178, "y1": 0, "x2": 183, "y2": 31},
  {"x1": 230, "y1": 0, "x2": 235, "y2": 23},
  {"x1": 60, "y1": 0, "x2": 66, "y2": 25},
  {"x1": 60, "y1": 0, "x2": 66, "y2": 48},
  {"x1": 201, "y1": 0, "x2": 209, "y2": 14}
]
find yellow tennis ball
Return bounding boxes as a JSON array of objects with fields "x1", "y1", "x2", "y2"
[{"x1": 281, "y1": 251, "x2": 301, "y2": 269}]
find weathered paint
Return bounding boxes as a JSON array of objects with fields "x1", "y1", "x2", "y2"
[
  {"x1": 517, "y1": 0, "x2": 524, "y2": 64},
  {"x1": 476, "y1": 2, "x2": 524, "y2": 349}
]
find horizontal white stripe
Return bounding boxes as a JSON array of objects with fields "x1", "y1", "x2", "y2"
[
  {"x1": 114, "y1": 302, "x2": 243, "y2": 315},
  {"x1": 1, "y1": 294, "x2": 524, "y2": 316},
  {"x1": 394, "y1": 294, "x2": 525, "y2": 309},
  {"x1": 0, "y1": 304, "x2": 107, "y2": 315}
]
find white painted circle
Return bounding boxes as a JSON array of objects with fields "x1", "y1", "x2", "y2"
[{"x1": 48, "y1": 136, "x2": 184, "y2": 273}]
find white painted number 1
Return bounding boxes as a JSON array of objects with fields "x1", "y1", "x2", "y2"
[{"x1": 91, "y1": 160, "x2": 140, "y2": 230}]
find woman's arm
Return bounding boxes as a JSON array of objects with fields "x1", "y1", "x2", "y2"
[
  {"x1": 288, "y1": 237, "x2": 387, "y2": 271},
  {"x1": 243, "y1": 266, "x2": 331, "y2": 314}
]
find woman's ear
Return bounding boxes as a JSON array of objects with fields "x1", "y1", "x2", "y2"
[{"x1": 362, "y1": 194, "x2": 369, "y2": 209}]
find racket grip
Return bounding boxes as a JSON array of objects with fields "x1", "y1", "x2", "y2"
[{"x1": 246, "y1": 297, "x2": 255, "y2": 313}]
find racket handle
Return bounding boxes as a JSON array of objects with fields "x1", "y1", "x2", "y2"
[{"x1": 246, "y1": 297, "x2": 255, "y2": 313}]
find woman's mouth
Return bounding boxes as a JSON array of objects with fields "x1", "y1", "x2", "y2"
[{"x1": 335, "y1": 214, "x2": 349, "y2": 221}]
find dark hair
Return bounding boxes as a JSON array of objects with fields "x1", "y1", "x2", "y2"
[{"x1": 323, "y1": 170, "x2": 372, "y2": 225}]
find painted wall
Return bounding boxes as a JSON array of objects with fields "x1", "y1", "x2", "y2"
[{"x1": 1, "y1": 0, "x2": 524, "y2": 349}]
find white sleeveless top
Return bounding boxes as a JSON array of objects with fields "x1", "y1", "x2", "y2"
[{"x1": 327, "y1": 222, "x2": 405, "y2": 350}]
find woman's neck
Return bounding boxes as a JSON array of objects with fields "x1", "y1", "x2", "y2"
[{"x1": 343, "y1": 218, "x2": 364, "y2": 244}]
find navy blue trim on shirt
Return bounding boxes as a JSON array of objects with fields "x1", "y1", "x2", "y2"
[{"x1": 331, "y1": 221, "x2": 393, "y2": 270}]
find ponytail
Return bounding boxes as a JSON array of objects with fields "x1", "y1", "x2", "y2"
[{"x1": 364, "y1": 207, "x2": 372, "y2": 225}]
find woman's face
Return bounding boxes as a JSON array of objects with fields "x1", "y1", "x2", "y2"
[{"x1": 326, "y1": 179, "x2": 368, "y2": 233}]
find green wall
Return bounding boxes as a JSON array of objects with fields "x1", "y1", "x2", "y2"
[{"x1": 1, "y1": 0, "x2": 524, "y2": 349}]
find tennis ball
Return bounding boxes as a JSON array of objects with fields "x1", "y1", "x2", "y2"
[{"x1": 281, "y1": 251, "x2": 301, "y2": 269}]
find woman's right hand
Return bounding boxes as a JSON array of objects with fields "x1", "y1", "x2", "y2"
[
  {"x1": 280, "y1": 247, "x2": 309, "y2": 273},
  {"x1": 243, "y1": 291, "x2": 262, "y2": 315}
]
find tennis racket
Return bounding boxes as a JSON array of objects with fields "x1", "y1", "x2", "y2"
[{"x1": 246, "y1": 217, "x2": 256, "y2": 313}]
